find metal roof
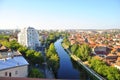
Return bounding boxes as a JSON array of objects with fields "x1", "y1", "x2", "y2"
[{"x1": 0, "y1": 56, "x2": 29, "y2": 70}]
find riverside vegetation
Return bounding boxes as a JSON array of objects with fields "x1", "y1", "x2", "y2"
[
  {"x1": 43, "y1": 31, "x2": 61, "y2": 77},
  {"x1": 62, "y1": 36, "x2": 120, "y2": 80},
  {"x1": 46, "y1": 43, "x2": 59, "y2": 76}
]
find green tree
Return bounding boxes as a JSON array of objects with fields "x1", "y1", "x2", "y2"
[
  {"x1": 28, "y1": 68, "x2": 44, "y2": 78},
  {"x1": 107, "y1": 74, "x2": 115, "y2": 80},
  {"x1": 49, "y1": 54, "x2": 59, "y2": 73},
  {"x1": 18, "y1": 46, "x2": 28, "y2": 56},
  {"x1": 89, "y1": 57, "x2": 120, "y2": 80},
  {"x1": 46, "y1": 50, "x2": 53, "y2": 59},
  {"x1": 46, "y1": 43, "x2": 59, "y2": 74},
  {"x1": 33, "y1": 52, "x2": 44, "y2": 64},
  {"x1": 0, "y1": 34, "x2": 9, "y2": 40},
  {"x1": 63, "y1": 37, "x2": 70, "y2": 48},
  {"x1": 26, "y1": 50, "x2": 35, "y2": 60},
  {"x1": 115, "y1": 74, "x2": 120, "y2": 80},
  {"x1": 1, "y1": 40, "x2": 21, "y2": 50},
  {"x1": 1, "y1": 40, "x2": 10, "y2": 48},
  {"x1": 74, "y1": 44, "x2": 91, "y2": 61},
  {"x1": 70, "y1": 44, "x2": 78, "y2": 54},
  {"x1": 49, "y1": 43, "x2": 56, "y2": 52}
]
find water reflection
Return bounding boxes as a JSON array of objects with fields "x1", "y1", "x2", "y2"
[
  {"x1": 71, "y1": 59, "x2": 92, "y2": 80},
  {"x1": 54, "y1": 39, "x2": 92, "y2": 79}
]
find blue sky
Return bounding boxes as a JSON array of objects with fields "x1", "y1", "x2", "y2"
[{"x1": 0, "y1": 0, "x2": 120, "y2": 29}]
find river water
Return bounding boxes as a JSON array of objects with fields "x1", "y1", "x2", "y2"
[{"x1": 54, "y1": 38, "x2": 91, "y2": 79}]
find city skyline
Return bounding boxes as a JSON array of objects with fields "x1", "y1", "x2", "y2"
[{"x1": 0, "y1": 0, "x2": 120, "y2": 30}]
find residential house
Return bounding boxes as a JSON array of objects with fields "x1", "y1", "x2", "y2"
[
  {"x1": 94, "y1": 45, "x2": 108, "y2": 57},
  {"x1": 105, "y1": 53, "x2": 118, "y2": 65},
  {"x1": 0, "y1": 46, "x2": 29, "y2": 77}
]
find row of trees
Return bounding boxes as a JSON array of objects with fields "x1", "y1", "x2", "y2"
[
  {"x1": 62, "y1": 37, "x2": 91, "y2": 61},
  {"x1": 0, "y1": 37, "x2": 44, "y2": 78},
  {"x1": 62, "y1": 34, "x2": 120, "y2": 80},
  {"x1": 88, "y1": 57, "x2": 120, "y2": 80},
  {"x1": 45, "y1": 32, "x2": 61, "y2": 47},
  {"x1": 1, "y1": 40, "x2": 21, "y2": 50},
  {"x1": 18, "y1": 47, "x2": 44, "y2": 65},
  {"x1": 46, "y1": 43, "x2": 59, "y2": 74},
  {"x1": 70, "y1": 44, "x2": 91, "y2": 61},
  {"x1": 0, "y1": 40, "x2": 44, "y2": 65},
  {"x1": 0, "y1": 34, "x2": 9, "y2": 40},
  {"x1": 62, "y1": 37, "x2": 71, "y2": 48}
]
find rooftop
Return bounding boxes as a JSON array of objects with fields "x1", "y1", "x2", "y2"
[
  {"x1": 0, "y1": 51, "x2": 22, "y2": 59},
  {"x1": 0, "y1": 56, "x2": 29, "y2": 70},
  {"x1": 0, "y1": 77, "x2": 46, "y2": 80}
]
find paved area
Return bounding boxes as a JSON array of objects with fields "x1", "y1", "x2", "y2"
[
  {"x1": 45, "y1": 66, "x2": 54, "y2": 78},
  {"x1": 40, "y1": 46, "x2": 55, "y2": 79}
]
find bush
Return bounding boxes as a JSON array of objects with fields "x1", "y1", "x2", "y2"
[{"x1": 28, "y1": 68, "x2": 44, "y2": 78}]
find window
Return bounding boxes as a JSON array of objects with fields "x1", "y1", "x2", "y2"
[
  {"x1": 9, "y1": 72, "x2": 11, "y2": 77},
  {"x1": 15, "y1": 71, "x2": 18, "y2": 75},
  {"x1": 5, "y1": 72, "x2": 7, "y2": 76}
]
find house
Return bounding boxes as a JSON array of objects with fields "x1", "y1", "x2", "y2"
[
  {"x1": 114, "y1": 57, "x2": 120, "y2": 70},
  {"x1": 0, "y1": 48, "x2": 29, "y2": 77},
  {"x1": 105, "y1": 53, "x2": 118, "y2": 65},
  {"x1": 114, "y1": 53, "x2": 120, "y2": 70},
  {"x1": 94, "y1": 46, "x2": 108, "y2": 57},
  {"x1": 0, "y1": 46, "x2": 9, "y2": 52}
]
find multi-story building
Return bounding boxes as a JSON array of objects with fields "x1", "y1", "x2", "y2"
[{"x1": 18, "y1": 27, "x2": 41, "y2": 50}]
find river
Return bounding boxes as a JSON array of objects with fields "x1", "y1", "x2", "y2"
[{"x1": 54, "y1": 38, "x2": 92, "y2": 79}]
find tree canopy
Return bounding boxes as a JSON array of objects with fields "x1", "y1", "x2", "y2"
[
  {"x1": 72, "y1": 44, "x2": 91, "y2": 61},
  {"x1": 1, "y1": 40, "x2": 21, "y2": 50},
  {"x1": 63, "y1": 37, "x2": 71, "y2": 48},
  {"x1": 46, "y1": 43, "x2": 59, "y2": 74},
  {"x1": 28, "y1": 68, "x2": 44, "y2": 78},
  {"x1": 89, "y1": 57, "x2": 120, "y2": 80}
]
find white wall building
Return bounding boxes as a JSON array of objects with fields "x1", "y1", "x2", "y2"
[
  {"x1": 18, "y1": 27, "x2": 41, "y2": 50},
  {"x1": 0, "y1": 51, "x2": 29, "y2": 77}
]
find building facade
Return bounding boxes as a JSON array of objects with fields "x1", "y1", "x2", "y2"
[
  {"x1": 18, "y1": 27, "x2": 41, "y2": 49},
  {"x1": 0, "y1": 48, "x2": 29, "y2": 77},
  {"x1": 0, "y1": 65, "x2": 28, "y2": 77}
]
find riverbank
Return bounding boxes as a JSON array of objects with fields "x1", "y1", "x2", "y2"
[
  {"x1": 55, "y1": 39, "x2": 83, "y2": 79},
  {"x1": 62, "y1": 43, "x2": 106, "y2": 80}
]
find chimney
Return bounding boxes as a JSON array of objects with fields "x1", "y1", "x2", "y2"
[{"x1": 4, "y1": 58, "x2": 7, "y2": 62}]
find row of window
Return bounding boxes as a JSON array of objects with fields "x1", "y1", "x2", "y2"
[{"x1": 5, "y1": 71, "x2": 18, "y2": 77}]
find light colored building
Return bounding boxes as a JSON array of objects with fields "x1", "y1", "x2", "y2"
[
  {"x1": 18, "y1": 27, "x2": 41, "y2": 50},
  {"x1": 0, "y1": 50, "x2": 29, "y2": 77},
  {"x1": 114, "y1": 64, "x2": 120, "y2": 70}
]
